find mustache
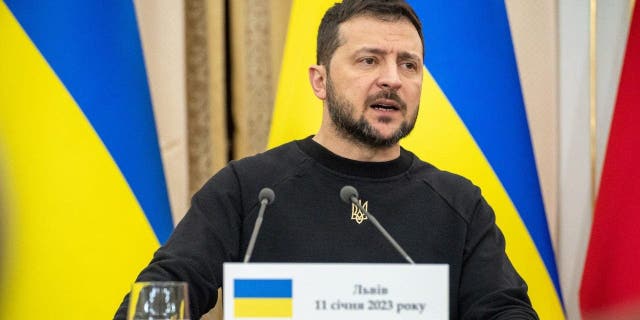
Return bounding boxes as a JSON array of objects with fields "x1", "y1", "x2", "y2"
[{"x1": 365, "y1": 90, "x2": 407, "y2": 110}]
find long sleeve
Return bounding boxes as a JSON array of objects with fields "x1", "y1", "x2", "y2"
[{"x1": 457, "y1": 196, "x2": 539, "y2": 319}]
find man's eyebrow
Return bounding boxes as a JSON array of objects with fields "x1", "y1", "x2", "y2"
[
  {"x1": 398, "y1": 51, "x2": 421, "y2": 62},
  {"x1": 354, "y1": 47, "x2": 387, "y2": 56},
  {"x1": 354, "y1": 47, "x2": 422, "y2": 62}
]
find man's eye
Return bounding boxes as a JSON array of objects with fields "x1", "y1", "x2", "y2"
[
  {"x1": 402, "y1": 62, "x2": 418, "y2": 70},
  {"x1": 360, "y1": 57, "x2": 375, "y2": 65}
]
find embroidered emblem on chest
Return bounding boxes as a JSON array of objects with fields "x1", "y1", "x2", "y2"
[{"x1": 351, "y1": 200, "x2": 368, "y2": 224}]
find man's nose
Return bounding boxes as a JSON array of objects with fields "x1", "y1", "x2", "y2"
[{"x1": 376, "y1": 63, "x2": 402, "y2": 90}]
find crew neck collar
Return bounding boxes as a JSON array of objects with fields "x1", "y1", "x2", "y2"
[{"x1": 296, "y1": 136, "x2": 413, "y2": 178}]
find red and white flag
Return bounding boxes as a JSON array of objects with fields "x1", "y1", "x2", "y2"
[{"x1": 580, "y1": 3, "x2": 640, "y2": 319}]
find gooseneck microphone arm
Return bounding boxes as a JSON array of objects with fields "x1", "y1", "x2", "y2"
[
  {"x1": 340, "y1": 185, "x2": 415, "y2": 264},
  {"x1": 243, "y1": 188, "x2": 275, "y2": 263}
]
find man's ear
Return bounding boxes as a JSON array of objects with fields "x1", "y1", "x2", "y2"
[{"x1": 309, "y1": 64, "x2": 327, "y2": 100}]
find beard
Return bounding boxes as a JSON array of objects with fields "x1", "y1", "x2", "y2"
[{"x1": 325, "y1": 76, "x2": 418, "y2": 148}]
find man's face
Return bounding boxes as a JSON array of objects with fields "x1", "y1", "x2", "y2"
[{"x1": 325, "y1": 15, "x2": 423, "y2": 147}]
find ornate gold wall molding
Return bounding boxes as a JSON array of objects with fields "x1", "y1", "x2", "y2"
[
  {"x1": 230, "y1": 0, "x2": 274, "y2": 158},
  {"x1": 207, "y1": 0, "x2": 229, "y2": 174},
  {"x1": 186, "y1": 0, "x2": 230, "y2": 195},
  {"x1": 186, "y1": 0, "x2": 213, "y2": 195}
]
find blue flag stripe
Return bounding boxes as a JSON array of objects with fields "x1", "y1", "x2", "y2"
[
  {"x1": 234, "y1": 279, "x2": 293, "y2": 298},
  {"x1": 5, "y1": 0, "x2": 174, "y2": 243},
  {"x1": 408, "y1": 0, "x2": 561, "y2": 299}
]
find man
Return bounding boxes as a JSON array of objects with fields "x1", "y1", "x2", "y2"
[{"x1": 115, "y1": 0, "x2": 538, "y2": 319}]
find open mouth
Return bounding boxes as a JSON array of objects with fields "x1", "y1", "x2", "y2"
[
  {"x1": 371, "y1": 103, "x2": 400, "y2": 111},
  {"x1": 370, "y1": 99, "x2": 401, "y2": 111}
]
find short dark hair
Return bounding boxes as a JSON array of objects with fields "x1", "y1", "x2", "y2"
[{"x1": 316, "y1": 0, "x2": 423, "y2": 67}]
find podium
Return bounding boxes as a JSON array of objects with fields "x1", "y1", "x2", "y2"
[{"x1": 223, "y1": 263, "x2": 449, "y2": 319}]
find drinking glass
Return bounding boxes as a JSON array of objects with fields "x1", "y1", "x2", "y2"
[{"x1": 127, "y1": 281, "x2": 190, "y2": 320}]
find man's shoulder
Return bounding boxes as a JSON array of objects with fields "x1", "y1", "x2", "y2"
[
  {"x1": 411, "y1": 157, "x2": 483, "y2": 219},
  {"x1": 196, "y1": 140, "x2": 309, "y2": 202},
  {"x1": 232, "y1": 140, "x2": 306, "y2": 167},
  {"x1": 227, "y1": 140, "x2": 311, "y2": 181},
  {"x1": 409, "y1": 156, "x2": 475, "y2": 190}
]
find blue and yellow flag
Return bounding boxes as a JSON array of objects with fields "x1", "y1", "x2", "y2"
[
  {"x1": 0, "y1": 1, "x2": 173, "y2": 319},
  {"x1": 268, "y1": 1, "x2": 564, "y2": 319},
  {"x1": 234, "y1": 279, "x2": 293, "y2": 318}
]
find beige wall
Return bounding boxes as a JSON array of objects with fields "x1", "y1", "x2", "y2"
[
  {"x1": 135, "y1": 0, "x2": 189, "y2": 223},
  {"x1": 505, "y1": 0, "x2": 559, "y2": 248}
]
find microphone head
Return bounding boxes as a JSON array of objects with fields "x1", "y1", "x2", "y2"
[
  {"x1": 340, "y1": 185, "x2": 358, "y2": 203},
  {"x1": 258, "y1": 187, "x2": 275, "y2": 204}
]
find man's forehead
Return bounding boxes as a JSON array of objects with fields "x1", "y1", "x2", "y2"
[
  {"x1": 336, "y1": 15, "x2": 423, "y2": 56},
  {"x1": 338, "y1": 14, "x2": 415, "y2": 34}
]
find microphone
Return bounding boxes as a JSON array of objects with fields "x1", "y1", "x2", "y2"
[
  {"x1": 340, "y1": 185, "x2": 415, "y2": 264},
  {"x1": 243, "y1": 188, "x2": 276, "y2": 263}
]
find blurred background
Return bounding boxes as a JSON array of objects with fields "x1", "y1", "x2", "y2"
[{"x1": 1, "y1": 0, "x2": 638, "y2": 319}]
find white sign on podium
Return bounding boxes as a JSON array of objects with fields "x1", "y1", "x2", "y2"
[{"x1": 223, "y1": 263, "x2": 448, "y2": 320}]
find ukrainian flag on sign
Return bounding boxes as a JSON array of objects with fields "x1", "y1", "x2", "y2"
[
  {"x1": 268, "y1": 1, "x2": 564, "y2": 319},
  {"x1": 234, "y1": 279, "x2": 293, "y2": 318},
  {"x1": 0, "y1": 1, "x2": 172, "y2": 319}
]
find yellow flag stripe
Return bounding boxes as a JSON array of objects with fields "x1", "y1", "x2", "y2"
[
  {"x1": 234, "y1": 298, "x2": 293, "y2": 317},
  {"x1": 0, "y1": 3, "x2": 159, "y2": 319},
  {"x1": 268, "y1": 0, "x2": 334, "y2": 148}
]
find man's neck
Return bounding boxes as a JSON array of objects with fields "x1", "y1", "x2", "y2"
[{"x1": 312, "y1": 131, "x2": 401, "y2": 162}]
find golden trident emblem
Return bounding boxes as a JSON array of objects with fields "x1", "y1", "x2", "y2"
[{"x1": 351, "y1": 200, "x2": 368, "y2": 224}]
